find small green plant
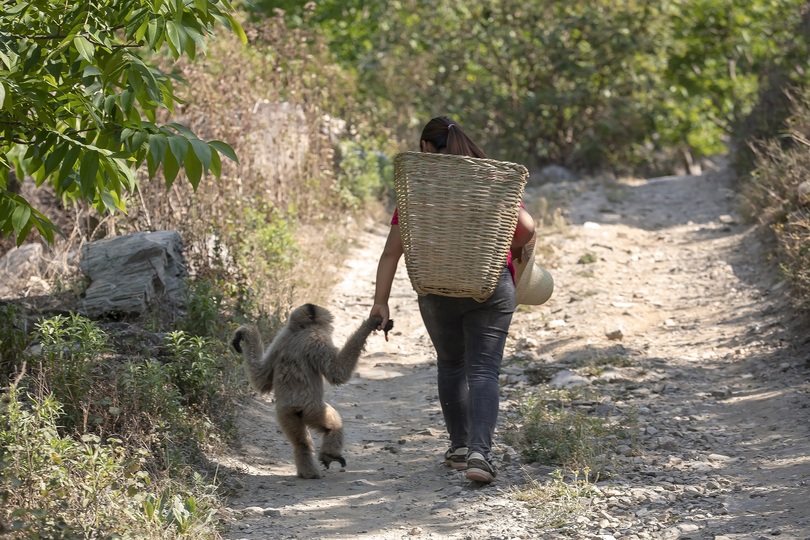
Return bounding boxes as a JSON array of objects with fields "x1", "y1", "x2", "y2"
[
  {"x1": 181, "y1": 279, "x2": 226, "y2": 337},
  {"x1": 139, "y1": 478, "x2": 220, "y2": 536},
  {"x1": 229, "y1": 205, "x2": 300, "y2": 313},
  {"x1": 244, "y1": 205, "x2": 298, "y2": 271},
  {"x1": 580, "y1": 355, "x2": 635, "y2": 377},
  {"x1": 118, "y1": 358, "x2": 184, "y2": 433},
  {"x1": 116, "y1": 333, "x2": 240, "y2": 466},
  {"x1": 511, "y1": 468, "x2": 598, "y2": 532},
  {"x1": 577, "y1": 253, "x2": 598, "y2": 264},
  {"x1": 504, "y1": 391, "x2": 637, "y2": 477},
  {"x1": 165, "y1": 331, "x2": 226, "y2": 410}
]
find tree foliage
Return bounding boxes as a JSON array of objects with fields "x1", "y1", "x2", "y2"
[
  {"x1": 732, "y1": 0, "x2": 810, "y2": 175},
  {"x1": 0, "y1": 0, "x2": 246, "y2": 244},
  {"x1": 254, "y1": 0, "x2": 806, "y2": 173},
  {"x1": 659, "y1": 0, "x2": 803, "y2": 157}
]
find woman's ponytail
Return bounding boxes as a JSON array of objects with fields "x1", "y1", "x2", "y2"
[{"x1": 421, "y1": 116, "x2": 486, "y2": 159}]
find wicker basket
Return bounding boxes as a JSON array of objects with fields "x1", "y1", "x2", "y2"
[{"x1": 394, "y1": 151, "x2": 528, "y2": 301}]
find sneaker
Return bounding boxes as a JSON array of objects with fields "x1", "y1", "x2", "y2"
[
  {"x1": 444, "y1": 446, "x2": 468, "y2": 470},
  {"x1": 465, "y1": 452, "x2": 497, "y2": 483}
]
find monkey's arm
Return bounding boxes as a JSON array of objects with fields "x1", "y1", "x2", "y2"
[
  {"x1": 232, "y1": 324, "x2": 275, "y2": 394},
  {"x1": 323, "y1": 316, "x2": 382, "y2": 385}
]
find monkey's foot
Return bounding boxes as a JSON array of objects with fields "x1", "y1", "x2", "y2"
[
  {"x1": 296, "y1": 464, "x2": 322, "y2": 479},
  {"x1": 295, "y1": 454, "x2": 323, "y2": 479},
  {"x1": 320, "y1": 452, "x2": 347, "y2": 469}
]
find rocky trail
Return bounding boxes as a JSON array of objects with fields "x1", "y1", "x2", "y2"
[{"x1": 215, "y1": 167, "x2": 810, "y2": 540}]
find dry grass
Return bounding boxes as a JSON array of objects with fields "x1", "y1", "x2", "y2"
[{"x1": 740, "y1": 89, "x2": 810, "y2": 310}]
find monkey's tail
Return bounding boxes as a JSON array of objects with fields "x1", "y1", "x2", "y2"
[{"x1": 232, "y1": 324, "x2": 274, "y2": 394}]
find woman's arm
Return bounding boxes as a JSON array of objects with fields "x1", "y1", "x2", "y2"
[
  {"x1": 370, "y1": 224, "x2": 404, "y2": 330},
  {"x1": 511, "y1": 207, "x2": 536, "y2": 262}
]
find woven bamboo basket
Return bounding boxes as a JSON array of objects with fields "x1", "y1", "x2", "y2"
[{"x1": 393, "y1": 151, "x2": 528, "y2": 301}]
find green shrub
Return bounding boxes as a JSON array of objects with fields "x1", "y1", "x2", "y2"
[
  {"x1": 223, "y1": 205, "x2": 299, "y2": 315},
  {"x1": 0, "y1": 384, "x2": 222, "y2": 539},
  {"x1": 166, "y1": 331, "x2": 230, "y2": 412},
  {"x1": 181, "y1": 279, "x2": 227, "y2": 338},
  {"x1": 0, "y1": 304, "x2": 30, "y2": 386},
  {"x1": 118, "y1": 357, "x2": 185, "y2": 437},
  {"x1": 336, "y1": 140, "x2": 394, "y2": 209},
  {"x1": 34, "y1": 314, "x2": 110, "y2": 432},
  {"x1": 112, "y1": 332, "x2": 241, "y2": 467},
  {"x1": 0, "y1": 314, "x2": 240, "y2": 538}
]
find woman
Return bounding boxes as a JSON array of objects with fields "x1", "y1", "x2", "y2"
[{"x1": 370, "y1": 116, "x2": 535, "y2": 483}]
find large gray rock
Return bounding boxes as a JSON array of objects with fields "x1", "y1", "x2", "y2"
[
  {"x1": 0, "y1": 242, "x2": 44, "y2": 274},
  {"x1": 79, "y1": 230, "x2": 188, "y2": 318},
  {"x1": 0, "y1": 243, "x2": 46, "y2": 297}
]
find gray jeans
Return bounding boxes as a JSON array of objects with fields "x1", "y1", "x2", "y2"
[{"x1": 417, "y1": 267, "x2": 515, "y2": 460}]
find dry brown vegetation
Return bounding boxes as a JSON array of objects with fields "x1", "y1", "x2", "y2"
[
  {"x1": 739, "y1": 89, "x2": 810, "y2": 311},
  {"x1": 124, "y1": 16, "x2": 399, "y2": 317}
]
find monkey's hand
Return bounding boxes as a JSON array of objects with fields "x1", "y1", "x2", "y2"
[
  {"x1": 368, "y1": 315, "x2": 384, "y2": 330},
  {"x1": 368, "y1": 316, "x2": 393, "y2": 341},
  {"x1": 232, "y1": 325, "x2": 274, "y2": 394},
  {"x1": 383, "y1": 319, "x2": 394, "y2": 342}
]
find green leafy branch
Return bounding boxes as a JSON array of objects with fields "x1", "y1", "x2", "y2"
[{"x1": 0, "y1": 0, "x2": 247, "y2": 244}]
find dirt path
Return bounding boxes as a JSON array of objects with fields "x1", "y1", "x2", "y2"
[{"x1": 216, "y1": 167, "x2": 810, "y2": 539}]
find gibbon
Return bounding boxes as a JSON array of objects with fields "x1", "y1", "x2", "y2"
[{"x1": 231, "y1": 303, "x2": 384, "y2": 479}]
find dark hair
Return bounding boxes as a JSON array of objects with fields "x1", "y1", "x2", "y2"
[{"x1": 420, "y1": 116, "x2": 486, "y2": 158}]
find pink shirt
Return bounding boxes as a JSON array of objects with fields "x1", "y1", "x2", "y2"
[{"x1": 391, "y1": 208, "x2": 518, "y2": 284}]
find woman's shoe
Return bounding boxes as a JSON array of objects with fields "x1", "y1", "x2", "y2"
[
  {"x1": 465, "y1": 452, "x2": 496, "y2": 483},
  {"x1": 444, "y1": 446, "x2": 469, "y2": 470}
]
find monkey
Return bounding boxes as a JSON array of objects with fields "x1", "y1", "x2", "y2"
[{"x1": 231, "y1": 303, "x2": 386, "y2": 479}]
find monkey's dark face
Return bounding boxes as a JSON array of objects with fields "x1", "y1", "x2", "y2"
[{"x1": 289, "y1": 303, "x2": 334, "y2": 330}]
